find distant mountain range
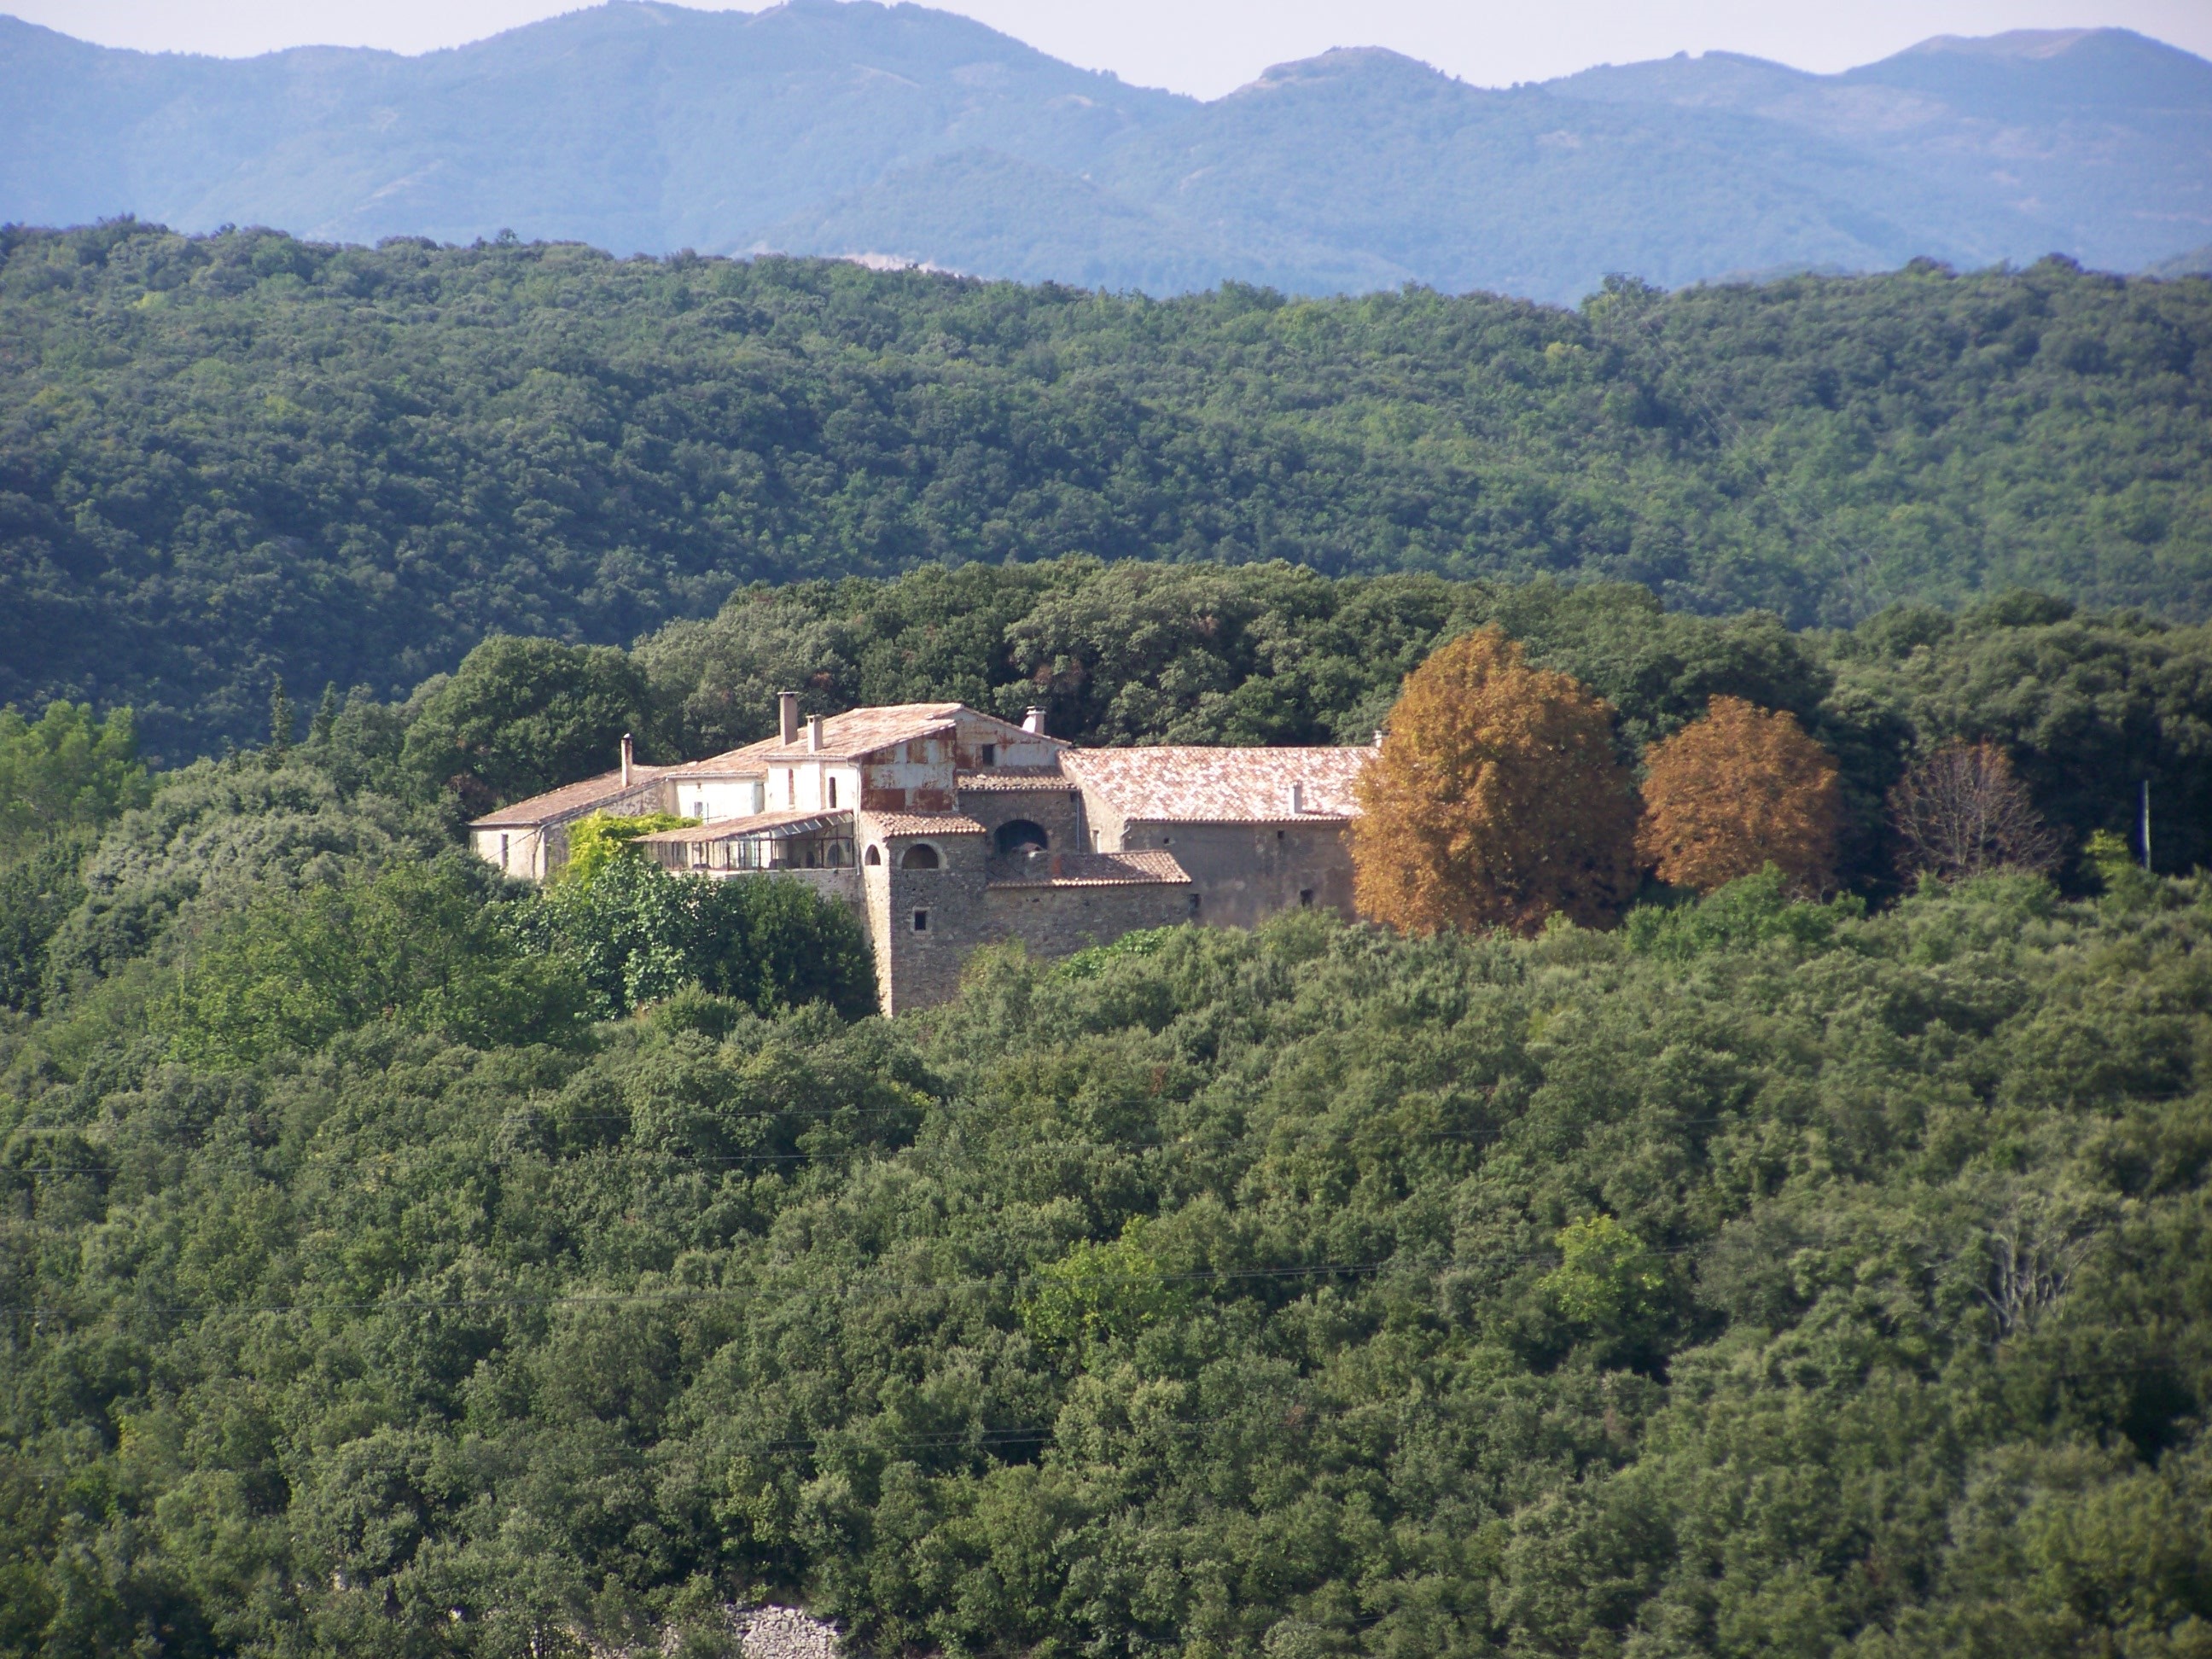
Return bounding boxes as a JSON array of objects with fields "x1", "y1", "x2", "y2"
[{"x1": 4, "y1": 1, "x2": 2209, "y2": 301}]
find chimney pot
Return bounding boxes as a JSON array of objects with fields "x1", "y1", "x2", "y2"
[
  {"x1": 620, "y1": 732, "x2": 634, "y2": 788},
  {"x1": 808, "y1": 714, "x2": 825, "y2": 753},
  {"x1": 1022, "y1": 705, "x2": 1047, "y2": 735},
  {"x1": 778, "y1": 691, "x2": 800, "y2": 746}
]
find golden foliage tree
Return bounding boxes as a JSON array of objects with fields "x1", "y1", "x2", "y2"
[
  {"x1": 1352, "y1": 628, "x2": 1640, "y2": 934},
  {"x1": 1636, "y1": 696, "x2": 1844, "y2": 894}
]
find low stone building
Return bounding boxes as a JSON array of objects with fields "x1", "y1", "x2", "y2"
[{"x1": 470, "y1": 695, "x2": 1374, "y2": 1012}]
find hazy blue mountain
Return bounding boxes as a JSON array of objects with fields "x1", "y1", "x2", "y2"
[
  {"x1": 764, "y1": 148, "x2": 1254, "y2": 294},
  {"x1": 2147, "y1": 243, "x2": 2212, "y2": 276},
  {"x1": 0, "y1": 1, "x2": 1184, "y2": 253},
  {"x1": 3, "y1": 1, "x2": 2208, "y2": 300},
  {"x1": 1551, "y1": 28, "x2": 2212, "y2": 276},
  {"x1": 1087, "y1": 48, "x2": 2041, "y2": 296}
]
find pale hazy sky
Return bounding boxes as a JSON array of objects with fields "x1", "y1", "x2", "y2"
[{"x1": 15, "y1": 0, "x2": 2211, "y2": 98}]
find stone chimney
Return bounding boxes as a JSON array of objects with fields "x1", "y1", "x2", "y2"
[
  {"x1": 1287, "y1": 781, "x2": 1305, "y2": 815},
  {"x1": 1022, "y1": 706, "x2": 1047, "y2": 735},
  {"x1": 808, "y1": 714, "x2": 825, "y2": 753},
  {"x1": 620, "y1": 732, "x2": 634, "y2": 788},
  {"x1": 778, "y1": 691, "x2": 799, "y2": 746}
]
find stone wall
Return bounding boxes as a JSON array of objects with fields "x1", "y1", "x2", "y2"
[
  {"x1": 765, "y1": 868, "x2": 864, "y2": 911},
  {"x1": 956, "y1": 784, "x2": 1087, "y2": 857},
  {"x1": 864, "y1": 859, "x2": 1190, "y2": 1014},
  {"x1": 871, "y1": 863, "x2": 992, "y2": 1013},
  {"x1": 1117, "y1": 819, "x2": 1356, "y2": 928},
  {"x1": 538, "y1": 782, "x2": 677, "y2": 878},
  {"x1": 981, "y1": 880, "x2": 1193, "y2": 961}
]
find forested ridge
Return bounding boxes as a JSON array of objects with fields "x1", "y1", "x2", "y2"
[
  {"x1": 3, "y1": 565, "x2": 2211, "y2": 1654},
  {"x1": 2, "y1": 742, "x2": 2209, "y2": 1656},
  {"x1": 4, "y1": 221, "x2": 2209, "y2": 756},
  {"x1": 4, "y1": 215, "x2": 2212, "y2": 1659}
]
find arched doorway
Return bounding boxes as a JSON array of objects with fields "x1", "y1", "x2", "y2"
[{"x1": 994, "y1": 819, "x2": 1049, "y2": 855}]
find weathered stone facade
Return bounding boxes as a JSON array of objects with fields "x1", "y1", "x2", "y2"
[{"x1": 472, "y1": 701, "x2": 1373, "y2": 1012}]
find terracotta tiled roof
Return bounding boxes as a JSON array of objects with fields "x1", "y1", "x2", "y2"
[
  {"x1": 866, "y1": 812, "x2": 987, "y2": 837},
  {"x1": 1062, "y1": 746, "x2": 1372, "y2": 824},
  {"x1": 468, "y1": 767, "x2": 672, "y2": 829},
  {"x1": 986, "y1": 850, "x2": 1190, "y2": 888},
  {"x1": 662, "y1": 750, "x2": 769, "y2": 780},
  {"x1": 956, "y1": 765, "x2": 1070, "y2": 791},
  {"x1": 686, "y1": 702, "x2": 1072, "y2": 765},
  {"x1": 632, "y1": 811, "x2": 849, "y2": 844},
  {"x1": 662, "y1": 705, "x2": 960, "y2": 768}
]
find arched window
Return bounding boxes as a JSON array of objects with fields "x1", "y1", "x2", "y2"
[
  {"x1": 864, "y1": 845, "x2": 882, "y2": 866},
  {"x1": 899, "y1": 843, "x2": 940, "y2": 870},
  {"x1": 994, "y1": 819, "x2": 1049, "y2": 855}
]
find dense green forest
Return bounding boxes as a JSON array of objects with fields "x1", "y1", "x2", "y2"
[
  {"x1": 3, "y1": 720, "x2": 2209, "y2": 1655},
  {"x1": 3, "y1": 566, "x2": 2210, "y2": 1655},
  {"x1": 4, "y1": 221, "x2": 2209, "y2": 756}
]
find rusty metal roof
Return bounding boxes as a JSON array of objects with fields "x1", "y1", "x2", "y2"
[
  {"x1": 986, "y1": 850, "x2": 1191, "y2": 888},
  {"x1": 1061, "y1": 747, "x2": 1372, "y2": 824}
]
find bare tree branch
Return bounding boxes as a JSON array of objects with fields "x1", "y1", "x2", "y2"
[{"x1": 1889, "y1": 741, "x2": 2062, "y2": 881}]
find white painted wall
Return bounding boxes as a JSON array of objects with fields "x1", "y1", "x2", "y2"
[{"x1": 676, "y1": 777, "x2": 767, "y2": 822}]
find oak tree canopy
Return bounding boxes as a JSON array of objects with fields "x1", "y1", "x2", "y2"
[
  {"x1": 1637, "y1": 694, "x2": 1844, "y2": 894},
  {"x1": 1352, "y1": 628, "x2": 1640, "y2": 934}
]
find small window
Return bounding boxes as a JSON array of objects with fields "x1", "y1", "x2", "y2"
[
  {"x1": 1187, "y1": 893, "x2": 1202, "y2": 915},
  {"x1": 694, "y1": 799, "x2": 706, "y2": 819},
  {"x1": 912, "y1": 908, "x2": 929, "y2": 933},
  {"x1": 1276, "y1": 829, "x2": 1286, "y2": 841},
  {"x1": 1161, "y1": 835, "x2": 1173, "y2": 847},
  {"x1": 785, "y1": 768, "x2": 796, "y2": 806},
  {"x1": 828, "y1": 777, "x2": 838, "y2": 808},
  {"x1": 981, "y1": 743, "x2": 996, "y2": 766},
  {"x1": 498, "y1": 833, "x2": 509, "y2": 867},
  {"x1": 1300, "y1": 888, "x2": 1314, "y2": 908},
  {"x1": 864, "y1": 845, "x2": 882, "y2": 866}
]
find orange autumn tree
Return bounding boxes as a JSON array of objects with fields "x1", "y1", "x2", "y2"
[
  {"x1": 1637, "y1": 695, "x2": 1843, "y2": 893},
  {"x1": 1353, "y1": 628, "x2": 1641, "y2": 934}
]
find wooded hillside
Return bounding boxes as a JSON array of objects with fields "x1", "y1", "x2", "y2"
[
  {"x1": 4, "y1": 223, "x2": 2208, "y2": 756},
  {"x1": 3, "y1": 791, "x2": 2207, "y2": 1656},
  {"x1": 2, "y1": 567, "x2": 2208, "y2": 1655}
]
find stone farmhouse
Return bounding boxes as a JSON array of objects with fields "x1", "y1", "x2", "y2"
[{"x1": 469, "y1": 694, "x2": 1373, "y2": 1011}]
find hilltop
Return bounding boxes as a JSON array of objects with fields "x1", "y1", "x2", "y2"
[{"x1": 3, "y1": 2, "x2": 2209, "y2": 300}]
